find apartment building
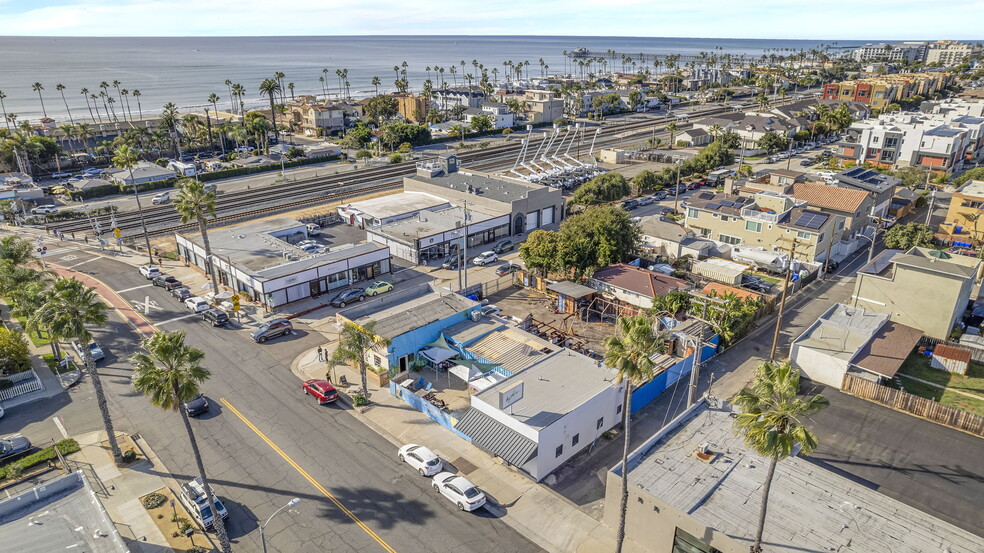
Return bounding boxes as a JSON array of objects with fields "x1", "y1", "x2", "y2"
[
  {"x1": 938, "y1": 180, "x2": 984, "y2": 244},
  {"x1": 925, "y1": 41, "x2": 982, "y2": 66},
  {"x1": 393, "y1": 93, "x2": 429, "y2": 123},
  {"x1": 837, "y1": 103, "x2": 984, "y2": 170},
  {"x1": 852, "y1": 247, "x2": 981, "y2": 339},
  {"x1": 286, "y1": 97, "x2": 346, "y2": 135},
  {"x1": 463, "y1": 102, "x2": 515, "y2": 129},
  {"x1": 683, "y1": 191, "x2": 836, "y2": 264},
  {"x1": 851, "y1": 42, "x2": 928, "y2": 63},
  {"x1": 821, "y1": 73, "x2": 953, "y2": 109},
  {"x1": 523, "y1": 89, "x2": 565, "y2": 124}
]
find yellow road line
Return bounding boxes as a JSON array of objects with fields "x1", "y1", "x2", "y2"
[{"x1": 220, "y1": 398, "x2": 398, "y2": 553}]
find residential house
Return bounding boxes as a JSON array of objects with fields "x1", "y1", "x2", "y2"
[
  {"x1": 462, "y1": 102, "x2": 515, "y2": 129},
  {"x1": 604, "y1": 399, "x2": 982, "y2": 553},
  {"x1": 638, "y1": 215, "x2": 715, "y2": 260},
  {"x1": 790, "y1": 303, "x2": 923, "y2": 387},
  {"x1": 682, "y1": 191, "x2": 837, "y2": 264},
  {"x1": 587, "y1": 264, "x2": 689, "y2": 310},
  {"x1": 785, "y1": 182, "x2": 873, "y2": 243},
  {"x1": 675, "y1": 128, "x2": 711, "y2": 147},
  {"x1": 523, "y1": 89, "x2": 564, "y2": 124},
  {"x1": 112, "y1": 163, "x2": 176, "y2": 185},
  {"x1": 286, "y1": 97, "x2": 346, "y2": 135},
  {"x1": 431, "y1": 88, "x2": 485, "y2": 111},
  {"x1": 939, "y1": 180, "x2": 984, "y2": 244},
  {"x1": 851, "y1": 247, "x2": 982, "y2": 339},
  {"x1": 691, "y1": 112, "x2": 807, "y2": 150},
  {"x1": 831, "y1": 167, "x2": 899, "y2": 218}
]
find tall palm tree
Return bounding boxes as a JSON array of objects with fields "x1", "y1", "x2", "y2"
[
  {"x1": 287, "y1": 82, "x2": 295, "y2": 101},
  {"x1": 130, "y1": 330, "x2": 232, "y2": 553},
  {"x1": 112, "y1": 80, "x2": 123, "y2": 109},
  {"x1": 174, "y1": 179, "x2": 219, "y2": 296},
  {"x1": 274, "y1": 71, "x2": 286, "y2": 102},
  {"x1": 231, "y1": 84, "x2": 245, "y2": 122},
  {"x1": 80, "y1": 88, "x2": 95, "y2": 122},
  {"x1": 0, "y1": 90, "x2": 9, "y2": 131},
  {"x1": 371, "y1": 76, "x2": 381, "y2": 97},
  {"x1": 603, "y1": 314, "x2": 660, "y2": 553},
  {"x1": 90, "y1": 93, "x2": 102, "y2": 123},
  {"x1": 208, "y1": 93, "x2": 224, "y2": 153},
  {"x1": 260, "y1": 79, "x2": 280, "y2": 135},
  {"x1": 55, "y1": 84, "x2": 74, "y2": 124},
  {"x1": 112, "y1": 145, "x2": 155, "y2": 264},
  {"x1": 330, "y1": 320, "x2": 391, "y2": 400},
  {"x1": 665, "y1": 122, "x2": 678, "y2": 150},
  {"x1": 121, "y1": 89, "x2": 133, "y2": 121},
  {"x1": 132, "y1": 90, "x2": 142, "y2": 120},
  {"x1": 733, "y1": 361, "x2": 829, "y2": 553},
  {"x1": 224, "y1": 79, "x2": 233, "y2": 112},
  {"x1": 32, "y1": 82, "x2": 47, "y2": 118},
  {"x1": 38, "y1": 278, "x2": 121, "y2": 463}
]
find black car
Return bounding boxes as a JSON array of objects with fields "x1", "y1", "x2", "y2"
[
  {"x1": 621, "y1": 199, "x2": 639, "y2": 210},
  {"x1": 170, "y1": 287, "x2": 193, "y2": 301},
  {"x1": 180, "y1": 154, "x2": 195, "y2": 162},
  {"x1": 330, "y1": 288, "x2": 366, "y2": 308},
  {"x1": 153, "y1": 274, "x2": 183, "y2": 290},
  {"x1": 0, "y1": 436, "x2": 33, "y2": 463},
  {"x1": 441, "y1": 255, "x2": 460, "y2": 270},
  {"x1": 202, "y1": 308, "x2": 229, "y2": 327},
  {"x1": 495, "y1": 262, "x2": 519, "y2": 276},
  {"x1": 492, "y1": 240, "x2": 514, "y2": 254},
  {"x1": 249, "y1": 318, "x2": 293, "y2": 343},
  {"x1": 183, "y1": 394, "x2": 209, "y2": 416}
]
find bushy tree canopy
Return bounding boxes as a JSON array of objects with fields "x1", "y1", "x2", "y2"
[
  {"x1": 571, "y1": 172, "x2": 632, "y2": 206},
  {"x1": 883, "y1": 222, "x2": 934, "y2": 250}
]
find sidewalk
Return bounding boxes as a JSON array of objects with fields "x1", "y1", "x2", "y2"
[{"x1": 290, "y1": 345, "x2": 644, "y2": 553}]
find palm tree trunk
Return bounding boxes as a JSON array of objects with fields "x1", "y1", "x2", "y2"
[
  {"x1": 751, "y1": 456, "x2": 778, "y2": 553},
  {"x1": 86, "y1": 350, "x2": 122, "y2": 464},
  {"x1": 198, "y1": 216, "x2": 220, "y2": 297},
  {"x1": 615, "y1": 383, "x2": 633, "y2": 553},
  {"x1": 129, "y1": 169, "x2": 155, "y2": 265},
  {"x1": 359, "y1": 356, "x2": 368, "y2": 399},
  {"x1": 176, "y1": 383, "x2": 232, "y2": 553}
]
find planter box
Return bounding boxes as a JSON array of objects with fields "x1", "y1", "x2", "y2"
[{"x1": 366, "y1": 370, "x2": 389, "y2": 387}]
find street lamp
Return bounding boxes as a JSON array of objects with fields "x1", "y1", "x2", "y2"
[{"x1": 260, "y1": 497, "x2": 300, "y2": 553}]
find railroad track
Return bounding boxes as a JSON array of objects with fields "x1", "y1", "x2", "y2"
[{"x1": 48, "y1": 95, "x2": 811, "y2": 237}]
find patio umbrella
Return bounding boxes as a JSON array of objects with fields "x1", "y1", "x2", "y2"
[{"x1": 215, "y1": 291, "x2": 235, "y2": 300}]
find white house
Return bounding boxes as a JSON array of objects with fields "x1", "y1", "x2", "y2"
[
  {"x1": 453, "y1": 349, "x2": 622, "y2": 481},
  {"x1": 112, "y1": 163, "x2": 176, "y2": 185},
  {"x1": 462, "y1": 103, "x2": 515, "y2": 129}
]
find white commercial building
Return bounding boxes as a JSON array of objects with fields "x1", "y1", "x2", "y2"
[
  {"x1": 337, "y1": 192, "x2": 451, "y2": 228},
  {"x1": 851, "y1": 42, "x2": 927, "y2": 63},
  {"x1": 925, "y1": 41, "x2": 982, "y2": 66}
]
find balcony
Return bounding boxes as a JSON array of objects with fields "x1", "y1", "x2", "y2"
[{"x1": 741, "y1": 207, "x2": 784, "y2": 223}]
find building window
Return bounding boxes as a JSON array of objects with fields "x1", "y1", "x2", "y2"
[
  {"x1": 673, "y1": 528, "x2": 722, "y2": 553},
  {"x1": 718, "y1": 234, "x2": 741, "y2": 245},
  {"x1": 796, "y1": 230, "x2": 812, "y2": 240},
  {"x1": 572, "y1": 434, "x2": 579, "y2": 447},
  {"x1": 555, "y1": 445, "x2": 563, "y2": 458},
  {"x1": 596, "y1": 417, "x2": 604, "y2": 429},
  {"x1": 373, "y1": 355, "x2": 382, "y2": 366},
  {"x1": 687, "y1": 208, "x2": 698, "y2": 218},
  {"x1": 745, "y1": 221, "x2": 762, "y2": 233},
  {"x1": 616, "y1": 404, "x2": 622, "y2": 415}
]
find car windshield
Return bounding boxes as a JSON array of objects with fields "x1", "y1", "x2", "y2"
[
  {"x1": 0, "y1": 441, "x2": 11, "y2": 454},
  {"x1": 463, "y1": 486, "x2": 481, "y2": 498},
  {"x1": 425, "y1": 458, "x2": 439, "y2": 466},
  {"x1": 200, "y1": 505, "x2": 213, "y2": 519}
]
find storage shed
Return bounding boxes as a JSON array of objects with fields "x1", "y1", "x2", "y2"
[
  {"x1": 546, "y1": 281, "x2": 596, "y2": 314},
  {"x1": 692, "y1": 258, "x2": 747, "y2": 285},
  {"x1": 931, "y1": 343, "x2": 971, "y2": 375}
]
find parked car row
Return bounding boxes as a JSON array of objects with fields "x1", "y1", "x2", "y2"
[
  {"x1": 765, "y1": 135, "x2": 839, "y2": 164},
  {"x1": 139, "y1": 266, "x2": 230, "y2": 327},
  {"x1": 398, "y1": 444, "x2": 488, "y2": 512}
]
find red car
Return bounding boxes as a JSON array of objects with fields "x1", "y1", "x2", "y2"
[{"x1": 302, "y1": 379, "x2": 339, "y2": 404}]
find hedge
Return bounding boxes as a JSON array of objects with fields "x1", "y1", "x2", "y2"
[{"x1": 0, "y1": 438, "x2": 80, "y2": 480}]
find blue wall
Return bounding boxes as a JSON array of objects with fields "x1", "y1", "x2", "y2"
[
  {"x1": 631, "y1": 336, "x2": 719, "y2": 414},
  {"x1": 386, "y1": 310, "x2": 473, "y2": 369},
  {"x1": 389, "y1": 381, "x2": 472, "y2": 441}
]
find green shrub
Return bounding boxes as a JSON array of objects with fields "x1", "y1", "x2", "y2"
[
  {"x1": 122, "y1": 449, "x2": 138, "y2": 463},
  {"x1": 142, "y1": 492, "x2": 168, "y2": 510},
  {"x1": 352, "y1": 393, "x2": 369, "y2": 406},
  {"x1": 0, "y1": 438, "x2": 80, "y2": 480}
]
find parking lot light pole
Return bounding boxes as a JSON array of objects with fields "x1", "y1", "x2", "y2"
[{"x1": 260, "y1": 498, "x2": 300, "y2": 553}]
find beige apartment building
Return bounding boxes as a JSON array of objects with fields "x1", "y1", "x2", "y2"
[
  {"x1": 852, "y1": 247, "x2": 981, "y2": 339},
  {"x1": 683, "y1": 191, "x2": 838, "y2": 264},
  {"x1": 523, "y1": 89, "x2": 565, "y2": 123},
  {"x1": 938, "y1": 179, "x2": 984, "y2": 245}
]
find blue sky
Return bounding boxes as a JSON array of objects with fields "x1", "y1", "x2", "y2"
[{"x1": 0, "y1": 0, "x2": 981, "y2": 40}]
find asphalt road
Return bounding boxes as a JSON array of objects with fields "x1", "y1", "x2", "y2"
[{"x1": 1, "y1": 248, "x2": 540, "y2": 553}]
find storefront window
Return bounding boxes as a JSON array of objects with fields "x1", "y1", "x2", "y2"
[{"x1": 672, "y1": 528, "x2": 721, "y2": 553}]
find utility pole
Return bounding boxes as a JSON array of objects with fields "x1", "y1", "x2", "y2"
[
  {"x1": 769, "y1": 237, "x2": 808, "y2": 362},
  {"x1": 673, "y1": 160, "x2": 682, "y2": 213},
  {"x1": 925, "y1": 186, "x2": 936, "y2": 226},
  {"x1": 463, "y1": 200, "x2": 470, "y2": 290}
]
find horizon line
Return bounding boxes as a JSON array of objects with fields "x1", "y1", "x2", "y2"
[{"x1": 0, "y1": 34, "x2": 979, "y2": 42}]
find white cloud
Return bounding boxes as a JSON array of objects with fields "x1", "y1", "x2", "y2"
[{"x1": 0, "y1": 0, "x2": 982, "y2": 39}]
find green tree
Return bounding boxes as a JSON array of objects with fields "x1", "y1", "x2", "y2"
[
  {"x1": 389, "y1": 153, "x2": 403, "y2": 164},
  {"x1": 883, "y1": 222, "x2": 934, "y2": 250},
  {"x1": 449, "y1": 124, "x2": 465, "y2": 145},
  {"x1": 893, "y1": 166, "x2": 930, "y2": 189},
  {"x1": 330, "y1": 320, "x2": 392, "y2": 400},
  {"x1": 756, "y1": 131, "x2": 788, "y2": 153},
  {"x1": 954, "y1": 167, "x2": 984, "y2": 187},
  {"x1": 571, "y1": 172, "x2": 632, "y2": 206},
  {"x1": 112, "y1": 145, "x2": 155, "y2": 264},
  {"x1": 518, "y1": 230, "x2": 565, "y2": 277},
  {"x1": 627, "y1": 89, "x2": 644, "y2": 110},
  {"x1": 469, "y1": 113, "x2": 493, "y2": 132},
  {"x1": 630, "y1": 170, "x2": 661, "y2": 194},
  {"x1": 733, "y1": 361, "x2": 829, "y2": 553},
  {"x1": 0, "y1": 328, "x2": 30, "y2": 374},
  {"x1": 603, "y1": 315, "x2": 660, "y2": 553},
  {"x1": 0, "y1": 235, "x2": 41, "y2": 270},
  {"x1": 36, "y1": 278, "x2": 121, "y2": 463},
  {"x1": 665, "y1": 122, "x2": 678, "y2": 150},
  {"x1": 559, "y1": 205, "x2": 641, "y2": 279},
  {"x1": 341, "y1": 122, "x2": 373, "y2": 149},
  {"x1": 174, "y1": 179, "x2": 219, "y2": 297},
  {"x1": 130, "y1": 330, "x2": 232, "y2": 553},
  {"x1": 355, "y1": 149, "x2": 373, "y2": 161},
  {"x1": 650, "y1": 289, "x2": 691, "y2": 317},
  {"x1": 364, "y1": 95, "x2": 399, "y2": 123},
  {"x1": 258, "y1": 78, "x2": 281, "y2": 140}
]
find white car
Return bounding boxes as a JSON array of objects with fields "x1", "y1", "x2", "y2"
[
  {"x1": 152, "y1": 191, "x2": 170, "y2": 204},
  {"x1": 30, "y1": 205, "x2": 59, "y2": 215},
  {"x1": 139, "y1": 265, "x2": 161, "y2": 279},
  {"x1": 296, "y1": 239, "x2": 319, "y2": 249},
  {"x1": 472, "y1": 251, "x2": 498, "y2": 266},
  {"x1": 51, "y1": 171, "x2": 72, "y2": 179},
  {"x1": 432, "y1": 472, "x2": 487, "y2": 511},
  {"x1": 398, "y1": 444, "x2": 443, "y2": 476},
  {"x1": 817, "y1": 170, "x2": 835, "y2": 179},
  {"x1": 185, "y1": 297, "x2": 209, "y2": 313}
]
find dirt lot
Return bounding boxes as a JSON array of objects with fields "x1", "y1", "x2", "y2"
[{"x1": 485, "y1": 286, "x2": 612, "y2": 356}]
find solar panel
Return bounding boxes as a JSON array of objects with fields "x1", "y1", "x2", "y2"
[
  {"x1": 796, "y1": 211, "x2": 829, "y2": 230},
  {"x1": 734, "y1": 197, "x2": 749, "y2": 205},
  {"x1": 705, "y1": 203, "x2": 720, "y2": 210},
  {"x1": 719, "y1": 201, "x2": 735, "y2": 207},
  {"x1": 843, "y1": 167, "x2": 865, "y2": 178},
  {"x1": 698, "y1": 192, "x2": 715, "y2": 200}
]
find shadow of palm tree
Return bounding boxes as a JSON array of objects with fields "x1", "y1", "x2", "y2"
[{"x1": 313, "y1": 486, "x2": 436, "y2": 529}]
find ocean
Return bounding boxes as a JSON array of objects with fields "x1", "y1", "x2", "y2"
[{"x1": 0, "y1": 35, "x2": 864, "y2": 122}]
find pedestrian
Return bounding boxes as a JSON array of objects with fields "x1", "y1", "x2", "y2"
[
  {"x1": 71, "y1": 232, "x2": 76, "y2": 240},
  {"x1": 317, "y1": 346, "x2": 324, "y2": 362},
  {"x1": 84, "y1": 236, "x2": 89, "y2": 245},
  {"x1": 325, "y1": 372, "x2": 332, "y2": 384},
  {"x1": 157, "y1": 256, "x2": 163, "y2": 266},
  {"x1": 45, "y1": 226, "x2": 51, "y2": 235}
]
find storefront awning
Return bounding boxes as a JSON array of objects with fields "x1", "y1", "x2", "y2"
[{"x1": 454, "y1": 408, "x2": 537, "y2": 468}]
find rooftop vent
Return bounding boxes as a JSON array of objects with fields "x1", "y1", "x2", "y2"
[{"x1": 694, "y1": 442, "x2": 716, "y2": 463}]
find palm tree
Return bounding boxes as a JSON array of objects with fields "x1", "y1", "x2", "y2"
[
  {"x1": 90, "y1": 93, "x2": 101, "y2": 122},
  {"x1": 0, "y1": 90, "x2": 9, "y2": 131},
  {"x1": 112, "y1": 80, "x2": 123, "y2": 110},
  {"x1": 174, "y1": 179, "x2": 219, "y2": 296},
  {"x1": 121, "y1": 89, "x2": 133, "y2": 120},
  {"x1": 224, "y1": 79, "x2": 234, "y2": 112},
  {"x1": 274, "y1": 71, "x2": 286, "y2": 102},
  {"x1": 38, "y1": 278, "x2": 122, "y2": 463},
  {"x1": 733, "y1": 361, "x2": 829, "y2": 553},
  {"x1": 132, "y1": 90, "x2": 142, "y2": 119},
  {"x1": 258, "y1": 78, "x2": 280, "y2": 139},
  {"x1": 603, "y1": 315, "x2": 660, "y2": 553},
  {"x1": 32, "y1": 82, "x2": 47, "y2": 118},
  {"x1": 112, "y1": 145, "x2": 155, "y2": 264},
  {"x1": 449, "y1": 124, "x2": 465, "y2": 145},
  {"x1": 55, "y1": 84, "x2": 74, "y2": 124},
  {"x1": 208, "y1": 93, "x2": 223, "y2": 153},
  {"x1": 708, "y1": 123, "x2": 723, "y2": 142},
  {"x1": 665, "y1": 122, "x2": 678, "y2": 150},
  {"x1": 330, "y1": 320, "x2": 391, "y2": 400},
  {"x1": 287, "y1": 82, "x2": 295, "y2": 101},
  {"x1": 372, "y1": 76, "x2": 381, "y2": 96},
  {"x1": 130, "y1": 330, "x2": 232, "y2": 553}
]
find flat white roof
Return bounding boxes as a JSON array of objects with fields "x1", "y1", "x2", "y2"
[{"x1": 340, "y1": 191, "x2": 450, "y2": 220}]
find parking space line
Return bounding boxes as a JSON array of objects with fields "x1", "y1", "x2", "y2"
[
  {"x1": 154, "y1": 313, "x2": 201, "y2": 326},
  {"x1": 219, "y1": 398, "x2": 399, "y2": 553},
  {"x1": 68, "y1": 257, "x2": 100, "y2": 269},
  {"x1": 117, "y1": 283, "x2": 154, "y2": 293}
]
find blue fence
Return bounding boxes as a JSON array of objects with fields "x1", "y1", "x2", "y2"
[
  {"x1": 631, "y1": 337, "x2": 719, "y2": 414},
  {"x1": 389, "y1": 381, "x2": 472, "y2": 441}
]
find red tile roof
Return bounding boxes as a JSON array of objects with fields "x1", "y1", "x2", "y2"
[
  {"x1": 934, "y1": 343, "x2": 972, "y2": 364},
  {"x1": 591, "y1": 264, "x2": 687, "y2": 298},
  {"x1": 788, "y1": 182, "x2": 868, "y2": 213},
  {"x1": 701, "y1": 282, "x2": 762, "y2": 301}
]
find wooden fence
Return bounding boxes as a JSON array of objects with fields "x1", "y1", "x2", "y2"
[
  {"x1": 920, "y1": 336, "x2": 984, "y2": 363},
  {"x1": 842, "y1": 373, "x2": 984, "y2": 437}
]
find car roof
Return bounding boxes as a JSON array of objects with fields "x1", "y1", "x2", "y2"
[
  {"x1": 409, "y1": 445, "x2": 438, "y2": 461},
  {"x1": 447, "y1": 475, "x2": 476, "y2": 489}
]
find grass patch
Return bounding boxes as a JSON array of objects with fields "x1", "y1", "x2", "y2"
[
  {"x1": 897, "y1": 353, "x2": 984, "y2": 417},
  {"x1": 0, "y1": 439, "x2": 80, "y2": 480},
  {"x1": 42, "y1": 353, "x2": 76, "y2": 374}
]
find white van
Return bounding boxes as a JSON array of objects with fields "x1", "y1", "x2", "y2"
[{"x1": 306, "y1": 223, "x2": 321, "y2": 236}]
